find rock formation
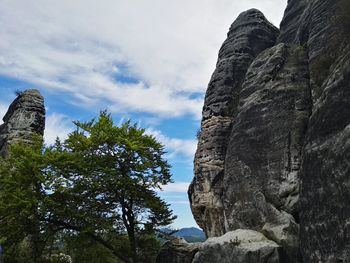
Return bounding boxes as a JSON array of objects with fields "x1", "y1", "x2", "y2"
[
  {"x1": 189, "y1": 8, "x2": 279, "y2": 238},
  {"x1": 156, "y1": 238, "x2": 200, "y2": 263},
  {"x1": 184, "y1": 0, "x2": 350, "y2": 262},
  {"x1": 157, "y1": 229, "x2": 286, "y2": 263},
  {"x1": 0, "y1": 89, "x2": 45, "y2": 157}
]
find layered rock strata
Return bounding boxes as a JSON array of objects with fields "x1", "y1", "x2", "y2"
[
  {"x1": 223, "y1": 43, "x2": 311, "y2": 261},
  {"x1": 0, "y1": 89, "x2": 45, "y2": 157},
  {"x1": 189, "y1": 0, "x2": 350, "y2": 262},
  {"x1": 189, "y1": 8, "x2": 279, "y2": 237},
  {"x1": 278, "y1": 0, "x2": 350, "y2": 261}
]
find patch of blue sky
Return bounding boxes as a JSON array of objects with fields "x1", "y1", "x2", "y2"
[
  {"x1": 170, "y1": 202, "x2": 197, "y2": 228},
  {"x1": 157, "y1": 186, "x2": 196, "y2": 228},
  {"x1": 189, "y1": 92, "x2": 205, "y2": 100},
  {"x1": 0, "y1": 75, "x2": 33, "y2": 102},
  {"x1": 0, "y1": 74, "x2": 198, "y2": 228},
  {"x1": 112, "y1": 63, "x2": 140, "y2": 85},
  {"x1": 169, "y1": 160, "x2": 193, "y2": 181},
  {"x1": 154, "y1": 115, "x2": 200, "y2": 140}
]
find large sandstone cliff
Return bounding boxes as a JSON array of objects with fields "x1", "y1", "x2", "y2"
[
  {"x1": 184, "y1": 0, "x2": 349, "y2": 262},
  {"x1": 0, "y1": 89, "x2": 45, "y2": 157},
  {"x1": 189, "y1": 9, "x2": 279, "y2": 238}
]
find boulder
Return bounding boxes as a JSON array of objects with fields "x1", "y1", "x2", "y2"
[
  {"x1": 192, "y1": 230, "x2": 283, "y2": 263},
  {"x1": 156, "y1": 238, "x2": 200, "y2": 263},
  {"x1": 157, "y1": 230, "x2": 284, "y2": 263}
]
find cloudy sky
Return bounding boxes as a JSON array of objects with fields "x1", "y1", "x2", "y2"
[{"x1": 0, "y1": 0, "x2": 286, "y2": 228}]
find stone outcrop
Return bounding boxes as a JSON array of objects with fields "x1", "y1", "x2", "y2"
[
  {"x1": 187, "y1": 0, "x2": 350, "y2": 262},
  {"x1": 0, "y1": 89, "x2": 45, "y2": 157},
  {"x1": 192, "y1": 230, "x2": 283, "y2": 263},
  {"x1": 189, "y1": 8, "x2": 279, "y2": 238},
  {"x1": 156, "y1": 238, "x2": 200, "y2": 263},
  {"x1": 156, "y1": 230, "x2": 284, "y2": 263}
]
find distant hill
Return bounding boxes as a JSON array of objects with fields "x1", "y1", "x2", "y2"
[
  {"x1": 174, "y1": 227, "x2": 205, "y2": 239},
  {"x1": 160, "y1": 227, "x2": 206, "y2": 243}
]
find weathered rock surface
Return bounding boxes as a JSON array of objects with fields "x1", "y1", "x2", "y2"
[
  {"x1": 222, "y1": 43, "x2": 310, "y2": 261},
  {"x1": 278, "y1": 0, "x2": 350, "y2": 261},
  {"x1": 156, "y1": 230, "x2": 284, "y2": 263},
  {"x1": 189, "y1": 8, "x2": 279, "y2": 237},
  {"x1": 156, "y1": 238, "x2": 200, "y2": 263},
  {"x1": 187, "y1": 0, "x2": 350, "y2": 262},
  {"x1": 0, "y1": 89, "x2": 45, "y2": 157},
  {"x1": 299, "y1": 44, "x2": 350, "y2": 262},
  {"x1": 192, "y1": 230, "x2": 283, "y2": 263},
  {"x1": 278, "y1": 0, "x2": 337, "y2": 61}
]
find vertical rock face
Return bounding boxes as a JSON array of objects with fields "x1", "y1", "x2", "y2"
[
  {"x1": 189, "y1": 0, "x2": 350, "y2": 262},
  {"x1": 300, "y1": 44, "x2": 350, "y2": 262},
  {"x1": 0, "y1": 89, "x2": 45, "y2": 157},
  {"x1": 189, "y1": 9, "x2": 279, "y2": 238},
  {"x1": 278, "y1": 0, "x2": 336, "y2": 55},
  {"x1": 278, "y1": 0, "x2": 339, "y2": 100},
  {"x1": 223, "y1": 43, "x2": 311, "y2": 261},
  {"x1": 279, "y1": 0, "x2": 350, "y2": 261},
  {"x1": 278, "y1": 0, "x2": 309, "y2": 45}
]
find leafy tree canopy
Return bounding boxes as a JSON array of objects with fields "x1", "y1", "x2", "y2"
[{"x1": 0, "y1": 111, "x2": 176, "y2": 263}]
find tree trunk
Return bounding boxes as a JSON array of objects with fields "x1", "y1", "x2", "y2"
[{"x1": 121, "y1": 201, "x2": 137, "y2": 263}]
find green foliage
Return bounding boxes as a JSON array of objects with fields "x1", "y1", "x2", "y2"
[
  {"x1": 181, "y1": 236, "x2": 205, "y2": 243},
  {"x1": 0, "y1": 111, "x2": 176, "y2": 263},
  {"x1": 0, "y1": 136, "x2": 51, "y2": 262},
  {"x1": 56, "y1": 111, "x2": 176, "y2": 262},
  {"x1": 63, "y1": 233, "x2": 120, "y2": 263},
  {"x1": 135, "y1": 232, "x2": 161, "y2": 262}
]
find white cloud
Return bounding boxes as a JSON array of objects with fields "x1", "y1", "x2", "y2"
[
  {"x1": 0, "y1": 0, "x2": 286, "y2": 119},
  {"x1": 160, "y1": 182, "x2": 190, "y2": 193},
  {"x1": 44, "y1": 113, "x2": 73, "y2": 145},
  {"x1": 145, "y1": 128, "x2": 197, "y2": 159}
]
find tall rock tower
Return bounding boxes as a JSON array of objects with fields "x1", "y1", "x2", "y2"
[
  {"x1": 189, "y1": 9, "x2": 279, "y2": 238},
  {"x1": 188, "y1": 0, "x2": 350, "y2": 261},
  {"x1": 0, "y1": 89, "x2": 45, "y2": 157}
]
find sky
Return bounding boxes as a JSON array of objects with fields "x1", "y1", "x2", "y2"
[{"x1": 0, "y1": 0, "x2": 286, "y2": 229}]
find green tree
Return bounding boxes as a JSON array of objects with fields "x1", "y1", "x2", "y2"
[
  {"x1": 0, "y1": 137, "x2": 60, "y2": 262},
  {"x1": 54, "y1": 111, "x2": 175, "y2": 263},
  {"x1": 0, "y1": 111, "x2": 175, "y2": 263}
]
